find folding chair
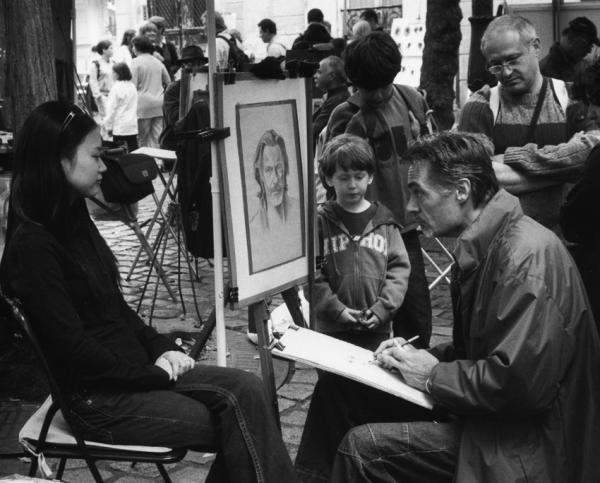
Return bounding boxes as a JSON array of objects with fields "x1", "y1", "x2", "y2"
[{"x1": 0, "y1": 291, "x2": 192, "y2": 483}]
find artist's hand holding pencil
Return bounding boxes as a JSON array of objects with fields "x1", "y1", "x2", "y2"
[{"x1": 373, "y1": 337, "x2": 439, "y2": 391}]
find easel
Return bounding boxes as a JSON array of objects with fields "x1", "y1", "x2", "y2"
[
  {"x1": 250, "y1": 287, "x2": 308, "y2": 426},
  {"x1": 200, "y1": 1, "x2": 316, "y2": 429}
]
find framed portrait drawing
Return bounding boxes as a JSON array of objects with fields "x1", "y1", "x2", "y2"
[{"x1": 215, "y1": 74, "x2": 312, "y2": 307}]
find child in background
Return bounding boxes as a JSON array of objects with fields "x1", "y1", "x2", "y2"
[
  {"x1": 296, "y1": 134, "x2": 412, "y2": 482},
  {"x1": 103, "y1": 62, "x2": 138, "y2": 152},
  {"x1": 314, "y1": 133, "x2": 411, "y2": 350}
]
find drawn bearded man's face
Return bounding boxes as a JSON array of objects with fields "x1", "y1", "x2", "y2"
[{"x1": 261, "y1": 145, "x2": 286, "y2": 207}]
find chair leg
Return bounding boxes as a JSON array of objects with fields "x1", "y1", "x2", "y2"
[
  {"x1": 84, "y1": 457, "x2": 105, "y2": 483},
  {"x1": 56, "y1": 458, "x2": 67, "y2": 479},
  {"x1": 28, "y1": 457, "x2": 38, "y2": 477},
  {"x1": 156, "y1": 463, "x2": 173, "y2": 483}
]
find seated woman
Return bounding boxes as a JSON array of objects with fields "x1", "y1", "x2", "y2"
[{"x1": 0, "y1": 101, "x2": 298, "y2": 483}]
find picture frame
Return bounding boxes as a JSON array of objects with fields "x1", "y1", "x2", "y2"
[{"x1": 215, "y1": 73, "x2": 312, "y2": 308}]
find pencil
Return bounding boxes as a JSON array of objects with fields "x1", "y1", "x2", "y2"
[
  {"x1": 396, "y1": 335, "x2": 419, "y2": 348},
  {"x1": 371, "y1": 335, "x2": 421, "y2": 363}
]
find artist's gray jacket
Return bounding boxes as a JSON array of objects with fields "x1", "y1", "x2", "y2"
[{"x1": 314, "y1": 201, "x2": 410, "y2": 335}]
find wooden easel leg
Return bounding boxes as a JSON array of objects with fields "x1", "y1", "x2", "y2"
[
  {"x1": 249, "y1": 301, "x2": 281, "y2": 429},
  {"x1": 282, "y1": 287, "x2": 307, "y2": 328}
]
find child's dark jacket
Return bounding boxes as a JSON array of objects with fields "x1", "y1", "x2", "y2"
[{"x1": 314, "y1": 200, "x2": 410, "y2": 334}]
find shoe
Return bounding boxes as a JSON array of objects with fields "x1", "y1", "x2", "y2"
[{"x1": 247, "y1": 318, "x2": 273, "y2": 345}]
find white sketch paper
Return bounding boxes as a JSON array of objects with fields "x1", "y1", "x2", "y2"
[{"x1": 272, "y1": 327, "x2": 434, "y2": 409}]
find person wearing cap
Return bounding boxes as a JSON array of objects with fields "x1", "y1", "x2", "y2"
[
  {"x1": 160, "y1": 45, "x2": 207, "y2": 152},
  {"x1": 148, "y1": 15, "x2": 179, "y2": 80},
  {"x1": 458, "y1": 15, "x2": 600, "y2": 234},
  {"x1": 540, "y1": 16, "x2": 600, "y2": 83}
]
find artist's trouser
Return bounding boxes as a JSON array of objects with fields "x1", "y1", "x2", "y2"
[
  {"x1": 331, "y1": 420, "x2": 460, "y2": 482},
  {"x1": 294, "y1": 371, "x2": 435, "y2": 482}
]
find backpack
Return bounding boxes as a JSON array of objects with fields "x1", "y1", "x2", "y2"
[
  {"x1": 345, "y1": 84, "x2": 436, "y2": 137},
  {"x1": 217, "y1": 34, "x2": 251, "y2": 71},
  {"x1": 175, "y1": 93, "x2": 221, "y2": 258}
]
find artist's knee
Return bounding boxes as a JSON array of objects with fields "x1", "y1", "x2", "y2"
[{"x1": 338, "y1": 424, "x2": 375, "y2": 459}]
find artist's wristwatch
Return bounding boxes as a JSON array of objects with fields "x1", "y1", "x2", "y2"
[{"x1": 425, "y1": 377, "x2": 433, "y2": 394}]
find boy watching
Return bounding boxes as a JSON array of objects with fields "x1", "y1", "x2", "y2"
[
  {"x1": 325, "y1": 31, "x2": 432, "y2": 348},
  {"x1": 315, "y1": 133, "x2": 410, "y2": 349},
  {"x1": 296, "y1": 134, "x2": 413, "y2": 481}
]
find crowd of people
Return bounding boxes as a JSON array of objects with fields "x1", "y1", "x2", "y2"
[{"x1": 5, "y1": 7, "x2": 600, "y2": 483}]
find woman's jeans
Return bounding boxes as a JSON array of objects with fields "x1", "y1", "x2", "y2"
[{"x1": 68, "y1": 364, "x2": 298, "y2": 483}]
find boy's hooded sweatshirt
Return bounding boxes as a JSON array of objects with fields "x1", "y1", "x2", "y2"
[{"x1": 315, "y1": 200, "x2": 410, "y2": 335}]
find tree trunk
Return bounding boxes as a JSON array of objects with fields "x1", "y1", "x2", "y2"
[
  {"x1": 3, "y1": 0, "x2": 57, "y2": 133},
  {"x1": 420, "y1": 0, "x2": 462, "y2": 130}
]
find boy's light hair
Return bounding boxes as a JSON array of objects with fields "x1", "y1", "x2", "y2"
[{"x1": 319, "y1": 134, "x2": 375, "y2": 181}]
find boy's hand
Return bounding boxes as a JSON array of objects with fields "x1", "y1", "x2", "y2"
[
  {"x1": 339, "y1": 308, "x2": 362, "y2": 325},
  {"x1": 358, "y1": 310, "x2": 381, "y2": 329}
]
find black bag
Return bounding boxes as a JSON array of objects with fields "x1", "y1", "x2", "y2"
[
  {"x1": 100, "y1": 153, "x2": 158, "y2": 204},
  {"x1": 217, "y1": 34, "x2": 250, "y2": 71}
]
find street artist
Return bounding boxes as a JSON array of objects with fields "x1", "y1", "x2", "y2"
[{"x1": 330, "y1": 132, "x2": 600, "y2": 483}]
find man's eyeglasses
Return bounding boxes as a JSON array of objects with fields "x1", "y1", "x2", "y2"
[{"x1": 487, "y1": 53, "x2": 524, "y2": 76}]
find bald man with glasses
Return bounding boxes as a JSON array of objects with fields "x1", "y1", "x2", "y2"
[{"x1": 458, "y1": 15, "x2": 600, "y2": 233}]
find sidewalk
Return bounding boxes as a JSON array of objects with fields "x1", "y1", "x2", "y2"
[{"x1": 0, "y1": 179, "x2": 454, "y2": 481}]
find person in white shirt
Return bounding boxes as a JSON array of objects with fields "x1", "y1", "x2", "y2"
[
  {"x1": 103, "y1": 62, "x2": 138, "y2": 152},
  {"x1": 113, "y1": 29, "x2": 136, "y2": 67},
  {"x1": 88, "y1": 40, "x2": 114, "y2": 136},
  {"x1": 214, "y1": 11, "x2": 231, "y2": 70},
  {"x1": 258, "y1": 18, "x2": 287, "y2": 59}
]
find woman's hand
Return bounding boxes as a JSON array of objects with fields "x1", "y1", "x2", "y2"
[{"x1": 155, "y1": 351, "x2": 195, "y2": 381}]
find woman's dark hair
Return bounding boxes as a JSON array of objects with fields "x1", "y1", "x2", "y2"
[
  {"x1": 113, "y1": 62, "x2": 132, "y2": 81},
  {"x1": 344, "y1": 31, "x2": 401, "y2": 89},
  {"x1": 121, "y1": 29, "x2": 136, "y2": 46},
  {"x1": 9, "y1": 101, "x2": 96, "y2": 237},
  {"x1": 6, "y1": 100, "x2": 119, "y2": 287},
  {"x1": 96, "y1": 40, "x2": 112, "y2": 55}
]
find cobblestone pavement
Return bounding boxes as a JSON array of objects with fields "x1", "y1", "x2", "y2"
[{"x1": 0, "y1": 179, "x2": 455, "y2": 482}]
